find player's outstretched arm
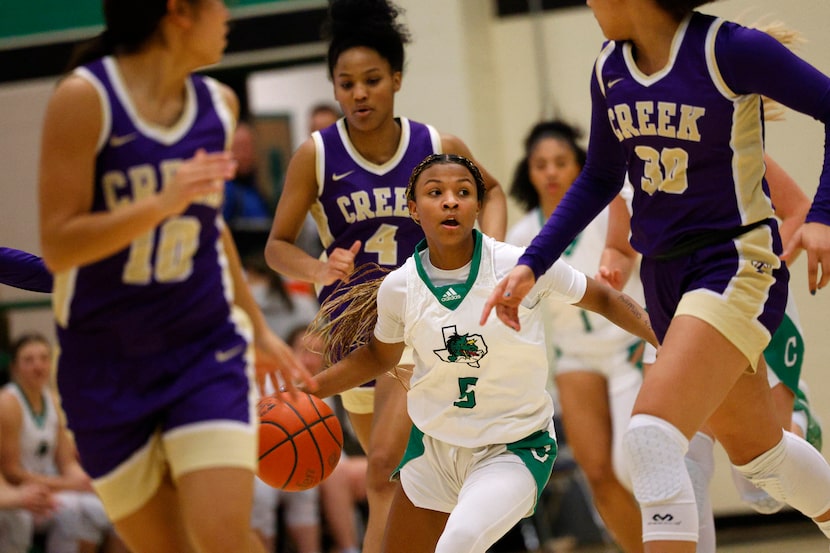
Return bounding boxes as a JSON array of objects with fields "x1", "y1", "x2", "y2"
[
  {"x1": 312, "y1": 337, "x2": 405, "y2": 399},
  {"x1": 220, "y1": 223, "x2": 316, "y2": 396},
  {"x1": 480, "y1": 265, "x2": 536, "y2": 331},
  {"x1": 576, "y1": 277, "x2": 658, "y2": 348}
]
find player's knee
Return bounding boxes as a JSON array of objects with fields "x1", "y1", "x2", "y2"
[
  {"x1": 622, "y1": 414, "x2": 698, "y2": 542},
  {"x1": 365, "y1": 449, "x2": 401, "y2": 491},
  {"x1": 733, "y1": 430, "x2": 830, "y2": 519},
  {"x1": 435, "y1": 524, "x2": 486, "y2": 553}
]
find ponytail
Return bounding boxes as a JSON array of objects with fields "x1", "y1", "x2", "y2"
[{"x1": 66, "y1": 0, "x2": 174, "y2": 71}]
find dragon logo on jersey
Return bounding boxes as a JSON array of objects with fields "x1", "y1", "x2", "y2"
[{"x1": 433, "y1": 325, "x2": 488, "y2": 367}]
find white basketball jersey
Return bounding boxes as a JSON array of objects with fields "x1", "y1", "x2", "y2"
[
  {"x1": 507, "y1": 206, "x2": 643, "y2": 357},
  {"x1": 374, "y1": 232, "x2": 586, "y2": 447},
  {"x1": 5, "y1": 384, "x2": 59, "y2": 476}
]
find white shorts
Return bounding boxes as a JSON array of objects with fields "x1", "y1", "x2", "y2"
[
  {"x1": 251, "y1": 477, "x2": 320, "y2": 537},
  {"x1": 0, "y1": 509, "x2": 32, "y2": 553},
  {"x1": 556, "y1": 339, "x2": 643, "y2": 379},
  {"x1": 38, "y1": 491, "x2": 111, "y2": 553},
  {"x1": 398, "y1": 423, "x2": 556, "y2": 515}
]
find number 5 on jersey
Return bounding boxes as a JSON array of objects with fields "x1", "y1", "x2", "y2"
[{"x1": 453, "y1": 377, "x2": 478, "y2": 409}]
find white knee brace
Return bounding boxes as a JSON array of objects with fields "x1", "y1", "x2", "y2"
[
  {"x1": 622, "y1": 414, "x2": 698, "y2": 543},
  {"x1": 729, "y1": 465, "x2": 784, "y2": 514},
  {"x1": 733, "y1": 430, "x2": 830, "y2": 520}
]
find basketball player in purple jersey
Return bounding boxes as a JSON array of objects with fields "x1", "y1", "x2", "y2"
[
  {"x1": 482, "y1": 1, "x2": 830, "y2": 551},
  {"x1": 0, "y1": 248, "x2": 51, "y2": 294},
  {"x1": 265, "y1": 1, "x2": 506, "y2": 551},
  {"x1": 36, "y1": 2, "x2": 314, "y2": 553}
]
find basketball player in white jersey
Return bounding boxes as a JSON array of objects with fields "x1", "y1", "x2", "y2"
[{"x1": 306, "y1": 154, "x2": 657, "y2": 553}]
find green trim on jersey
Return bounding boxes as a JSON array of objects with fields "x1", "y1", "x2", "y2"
[
  {"x1": 13, "y1": 382, "x2": 47, "y2": 428},
  {"x1": 413, "y1": 230, "x2": 482, "y2": 310},
  {"x1": 393, "y1": 425, "x2": 427, "y2": 480},
  {"x1": 763, "y1": 313, "x2": 803, "y2": 393},
  {"x1": 506, "y1": 429, "x2": 558, "y2": 507}
]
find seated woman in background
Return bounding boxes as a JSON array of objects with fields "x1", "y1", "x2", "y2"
[{"x1": 0, "y1": 333, "x2": 128, "y2": 553}]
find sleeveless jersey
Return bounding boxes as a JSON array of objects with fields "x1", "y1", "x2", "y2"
[
  {"x1": 4, "y1": 384, "x2": 59, "y2": 477},
  {"x1": 507, "y1": 206, "x2": 643, "y2": 355},
  {"x1": 310, "y1": 117, "x2": 441, "y2": 302},
  {"x1": 374, "y1": 232, "x2": 586, "y2": 447},
  {"x1": 54, "y1": 56, "x2": 236, "y2": 357},
  {"x1": 594, "y1": 13, "x2": 774, "y2": 257}
]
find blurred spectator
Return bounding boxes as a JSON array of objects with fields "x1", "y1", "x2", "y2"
[
  {"x1": 288, "y1": 326, "x2": 366, "y2": 553},
  {"x1": 308, "y1": 103, "x2": 340, "y2": 134},
  {"x1": 0, "y1": 333, "x2": 128, "y2": 553},
  {"x1": 224, "y1": 121, "x2": 273, "y2": 259},
  {"x1": 243, "y1": 254, "x2": 319, "y2": 341}
]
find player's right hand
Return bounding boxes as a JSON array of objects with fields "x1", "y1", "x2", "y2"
[
  {"x1": 480, "y1": 264, "x2": 536, "y2": 331},
  {"x1": 159, "y1": 149, "x2": 237, "y2": 217}
]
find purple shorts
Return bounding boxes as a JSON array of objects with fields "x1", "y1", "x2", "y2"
[
  {"x1": 57, "y1": 323, "x2": 252, "y2": 478},
  {"x1": 640, "y1": 223, "x2": 787, "y2": 365}
]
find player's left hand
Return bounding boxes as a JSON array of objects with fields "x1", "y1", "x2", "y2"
[
  {"x1": 781, "y1": 221, "x2": 830, "y2": 294},
  {"x1": 255, "y1": 331, "x2": 318, "y2": 398},
  {"x1": 480, "y1": 264, "x2": 536, "y2": 331}
]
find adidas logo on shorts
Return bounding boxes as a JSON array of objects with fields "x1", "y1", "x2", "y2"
[{"x1": 441, "y1": 287, "x2": 462, "y2": 303}]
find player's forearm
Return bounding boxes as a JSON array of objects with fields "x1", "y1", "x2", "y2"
[
  {"x1": 579, "y1": 279, "x2": 657, "y2": 348},
  {"x1": 265, "y1": 238, "x2": 327, "y2": 284},
  {"x1": 312, "y1": 342, "x2": 396, "y2": 398},
  {"x1": 478, "y1": 186, "x2": 507, "y2": 240},
  {"x1": 606, "y1": 291, "x2": 658, "y2": 348},
  {"x1": 41, "y1": 196, "x2": 172, "y2": 273}
]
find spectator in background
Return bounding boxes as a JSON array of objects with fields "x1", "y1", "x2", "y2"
[
  {"x1": 252, "y1": 324, "x2": 325, "y2": 553},
  {"x1": 308, "y1": 103, "x2": 341, "y2": 135},
  {"x1": 0, "y1": 421, "x2": 54, "y2": 553},
  {"x1": 243, "y1": 253, "x2": 319, "y2": 341},
  {"x1": 0, "y1": 333, "x2": 128, "y2": 553},
  {"x1": 290, "y1": 326, "x2": 367, "y2": 553},
  {"x1": 224, "y1": 121, "x2": 273, "y2": 259},
  {"x1": 292, "y1": 102, "x2": 342, "y2": 260}
]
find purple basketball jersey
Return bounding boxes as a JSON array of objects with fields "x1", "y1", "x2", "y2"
[
  {"x1": 55, "y1": 56, "x2": 237, "y2": 357},
  {"x1": 596, "y1": 13, "x2": 773, "y2": 257},
  {"x1": 311, "y1": 117, "x2": 441, "y2": 301}
]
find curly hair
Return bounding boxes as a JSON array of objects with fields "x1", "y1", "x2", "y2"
[{"x1": 322, "y1": 0, "x2": 411, "y2": 77}]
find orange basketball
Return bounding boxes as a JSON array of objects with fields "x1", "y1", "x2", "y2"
[{"x1": 257, "y1": 392, "x2": 343, "y2": 491}]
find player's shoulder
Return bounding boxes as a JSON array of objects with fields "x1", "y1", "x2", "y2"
[
  {"x1": 505, "y1": 211, "x2": 541, "y2": 247},
  {"x1": 488, "y1": 236, "x2": 525, "y2": 279},
  {"x1": 378, "y1": 261, "x2": 410, "y2": 292},
  {"x1": 0, "y1": 385, "x2": 23, "y2": 419},
  {"x1": 52, "y1": 72, "x2": 102, "y2": 109},
  {"x1": 376, "y1": 262, "x2": 409, "y2": 313}
]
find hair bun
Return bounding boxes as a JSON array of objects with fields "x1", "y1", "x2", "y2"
[{"x1": 325, "y1": 0, "x2": 407, "y2": 41}]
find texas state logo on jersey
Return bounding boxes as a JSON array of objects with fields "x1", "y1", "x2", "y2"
[
  {"x1": 400, "y1": 233, "x2": 555, "y2": 446},
  {"x1": 433, "y1": 325, "x2": 488, "y2": 367}
]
